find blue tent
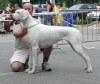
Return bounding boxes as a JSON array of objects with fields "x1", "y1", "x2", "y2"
[{"x1": 62, "y1": 12, "x2": 73, "y2": 26}]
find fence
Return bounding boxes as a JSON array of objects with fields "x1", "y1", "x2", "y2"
[
  {"x1": 0, "y1": 9, "x2": 100, "y2": 43},
  {"x1": 60, "y1": 9, "x2": 100, "y2": 43},
  {"x1": 34, "y1": 9, "x2": 100, "y2": 43}
]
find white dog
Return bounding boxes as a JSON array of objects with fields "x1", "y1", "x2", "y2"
[{"x1": 11, "y1": 9, "x2": 93, "y2": 74}]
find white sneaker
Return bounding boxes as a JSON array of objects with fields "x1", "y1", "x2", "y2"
[{"x1": 42, "y1": 62, "x2": 52, "y2": 71}]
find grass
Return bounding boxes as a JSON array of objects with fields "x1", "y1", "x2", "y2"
[{"x1": 71, "y1": 16, "x2": 93, "y2": 25}]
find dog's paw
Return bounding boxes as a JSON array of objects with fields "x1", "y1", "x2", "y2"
[
  {"x1": 87, "y1": 68, "x2": 92, "y2": 73},
  {"x1": 84, "y1": 66, "x2": 88, "y2": 70},
  {"x1": 28, "y1": 70, "x2": 35, "y2": 74},
  {"x1": 25, "y1": 68, "x2": 35, "y2": 74},
  {"x1": 85, "y1": 67, "x2": 92, "y2": 73},
  {"x1": 25, "y1": 68, "x2": 31, "y2": 73}
]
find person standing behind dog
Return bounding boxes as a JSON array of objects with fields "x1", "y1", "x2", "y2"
[
  {"x1": 46, "y1": 0, "x2": 53, "y2": 25},
  {"x1": 3, "y1": 3, "x2": 14, "y2": 33},
  {"x1": 56, "y1": 2, "x2": 62, "y2": 26},
  {"x1": 97, "y1": 7, "x2": 100, "y2": 33},
  {"x1": 10, "y1": 3, "x2": 52, "y2": 72},
  {"x1": 0, "y1": 24, "x2": 7, "y2": 34},
  {"x1": 5, "y1": 3, "x2": 13, "y2": 13},
  {"x1": 14, "y1": 3, "x2": 21, "y2": 10},
  {"x1": 33, "y1": 5, "x2": 42, "y2": 19}
]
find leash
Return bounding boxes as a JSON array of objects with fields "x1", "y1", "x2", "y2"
[
  {"x1": 14, "y1": 20, "x2": 39, "y2": 28},
  {"x1": 62, "y1": 18, "x2": 77, "y2": 27},
  {"x1": 26, "y1": 23, "x2": 39, "y2": 28}
]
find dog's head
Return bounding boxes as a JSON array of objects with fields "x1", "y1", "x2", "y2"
[
  {"x1": 10, "y1": 9, "x2": 39, "y2": 28},
  {"x1": 10, "y1": 9, "x2": 29, "y2": 21}
]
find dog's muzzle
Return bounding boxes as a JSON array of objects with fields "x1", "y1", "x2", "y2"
[{"x1": 10, "y1": 14, "x2": 14, "y2": 20}]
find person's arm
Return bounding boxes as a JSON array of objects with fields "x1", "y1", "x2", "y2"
[
  {"x1": 14, "y1": 28, "x2": 27, "y2": 38},
  {"x1": 0, "y1": 26, "x2": 2, "y2": 29},
  {"x1": 0, "y1": 25, "x2": 4, "y2": 30},
  {"x1": 47, "y1": 5, "x2": 51, "y2": 12}
]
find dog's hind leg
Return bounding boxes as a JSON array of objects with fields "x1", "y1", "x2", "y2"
[{"x1": 68, "y1": 41, "x2": 92, "y2": 73}]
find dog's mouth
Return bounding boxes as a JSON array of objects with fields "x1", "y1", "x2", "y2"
[
  {"x1": 10, "y1": 14, "x2": 21, "y2": 23},
  {"x1": 14, "y1": 20, "x2": 21, "y2": 24},
  {"x1": 10, "y1": 14, "x2": 21, "y2": 24},
  {"x1": 9, "y1": 10, "x2": 22, "y2": 23}
]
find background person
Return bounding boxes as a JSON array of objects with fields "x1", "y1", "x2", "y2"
[
  {"x1": 97, "y1": 7, "x2": 100, "y2": 33},
  {"x1": 3, "y1": 3, "x2": 14, "y2": 33},
  {"x1": 0, "y1": 24, "x2": 7, "y2": 34},
  {"x1": 56, "y1": 2, "x2": 62, "y2": 26},
  {"x1": 14, "y1": 3, "x2": 21, "y2": 10},
  {"x1": 33, "y1": 5, "x2": 41, "y2": 19},
  {"x1": 97, "y1": 15, "x2": 100, "y2": 33},
  {"x1": 52, "y1": 2, "x2": 62, "y2": 26},
  {"x1": 10, "y1": 3, "x2": 52, "y2": 72},
  {"x1": 46, "y1": 0, "x2": 53, "y2": 25},
  {"x1": 4, "y1": 3, "x2": 14, "y2": 14}
]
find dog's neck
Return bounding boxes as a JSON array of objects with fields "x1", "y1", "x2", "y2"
[{"x1": 22, "y1": 14, "x2": 38, "y2": 28}]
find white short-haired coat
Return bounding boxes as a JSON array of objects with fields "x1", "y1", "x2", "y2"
[{"x1": 11, "y1": 9, "x2": 93, "y2": 74}]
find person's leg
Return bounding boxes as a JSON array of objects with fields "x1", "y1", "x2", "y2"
[
  {"x1": 97, "y1": 20, "x2": 100, "y2": 33},
  {"x1": 4, "y1": 30, "x2": 7, "y2": 34},
  {"x1": 43, "y1": 46, "x2": 52, "y2": 63},
  {"x1": 47, "y1": 15, "x2": 52, "y2": 25},
  {"x1": 47, "y1": 22, "x2": 51, "y2": 25},
  {"x1": 42, "y1": 45, "x2": 52, "y2": 71},
  {"x1": 10, "y1": 61, "x2": 23, "y2": 72},
  {"x1": 98, "y1": 21, "x2": 100, "y2": 32},
  {"x1": 10, "y1": 49, "x2": 29, "y2": 72},
  {"x1": 58, "y1": 23, "x2": 61, "y2": 26}
]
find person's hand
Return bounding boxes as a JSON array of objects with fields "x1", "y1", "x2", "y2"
[
  {"x1": 23, "y1": 28, "x2": 27, "y2": 35},
  {"x1": 14, "y1": 28, "x2": 27, "y2": 38}
]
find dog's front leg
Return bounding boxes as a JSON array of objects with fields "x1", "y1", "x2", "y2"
[
  {"x1": 25, "y1": 46, "x2": 33, "y2": 73},
  {"x1": 27, "y1": 47, "x2": 37, "y2": 74}
]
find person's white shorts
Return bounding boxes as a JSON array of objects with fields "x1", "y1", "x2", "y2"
[{"x1": 10, "y1": 49, "x2": 29, "y2": 65}]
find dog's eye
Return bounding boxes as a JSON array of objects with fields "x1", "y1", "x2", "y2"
[{"x1": 17, "y1": 12, "x2": 19, "y2": 13}]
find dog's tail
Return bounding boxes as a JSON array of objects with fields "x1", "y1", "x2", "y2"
[{"x1": 82, "y1": 44, "x2": 95, "y2": 49}]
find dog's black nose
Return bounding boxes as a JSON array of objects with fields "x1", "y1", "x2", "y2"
[
  {"x1": 9, "y1": 14, "x2": 14, "y2": 21},
  {"x1": 10, "y1": 13, "x2": 13, "y2": 18},
  {"x1": 10, "y1": 13, "x2": 12, "y2": 17}
]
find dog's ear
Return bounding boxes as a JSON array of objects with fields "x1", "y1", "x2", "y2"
[
  {"x1": 16, "y1": 9, "x2": 29, "y2": 20},
  {"x1": 22, "y1": 9, "x2": 29, "y2": 20}
]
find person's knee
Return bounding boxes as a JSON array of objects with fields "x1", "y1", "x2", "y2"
[{"x1": 10, "y1": 62, "x2": 23, "y2": 72}]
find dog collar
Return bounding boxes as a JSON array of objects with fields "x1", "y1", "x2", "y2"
[{"x1": 26, "y1": 23, "x2": 38, "y2": 28}]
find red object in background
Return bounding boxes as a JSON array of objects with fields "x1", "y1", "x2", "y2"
[
  {"x1": 0, "y1": 10, "x2": 10, "y2": 32},
  {"x1": 4, "y1": 18, "x2": 10, "y2": 32},
  {"x1": 0, "y1": 10, "x2": 3, "y2": 14},
  {"x1": 68, "y1": 4, "x2": 97, "y2": 20}
]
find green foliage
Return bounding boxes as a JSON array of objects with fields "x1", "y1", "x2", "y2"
[
  {"x1": 0, "y1": 0, "x2": 9, "y2": 10},
  {"x1": 72, "y1": 16, "x2": 93, "y2": 25},
  {"x1": 76, "y1": 0, "x2": 81, "y2": 4},
  {"x1": 62, "y1": 1, "x2": 66, "y2": 8}
]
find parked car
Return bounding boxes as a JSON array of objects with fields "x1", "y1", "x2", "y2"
[
  {"x1": 33, "y1": 4, "x2": 47, "y2": 12},
  {"x1": 68, "y1": 4, "x2": 97, "y2": 20},
  {"x1": 87, "y1": 11, "x2": 99, "y2": 20},
  {"x1": 87, "y1": 6, "x2": 100, "y2": 20}
]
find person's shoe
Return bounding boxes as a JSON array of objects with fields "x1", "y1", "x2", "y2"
[
  {"x1": 42, "y1": 62, "x2": 52, "y2": 71},
  {"x1": 23, "y1": 63, "x2": 28, "y2": 70},
  {"x1": 23, "y1": 59, "x2": 29, "y2": 69}
]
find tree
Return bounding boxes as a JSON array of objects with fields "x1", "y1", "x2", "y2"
[{"x1": 0, "y1": 0, "x2": 9, "y2": 10}]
